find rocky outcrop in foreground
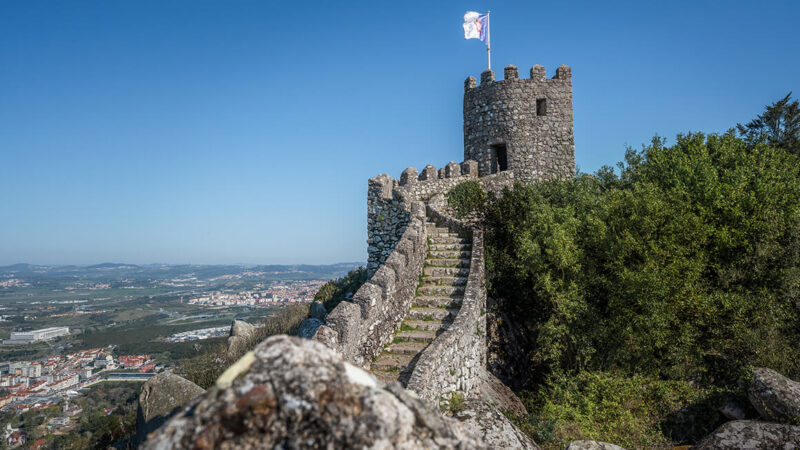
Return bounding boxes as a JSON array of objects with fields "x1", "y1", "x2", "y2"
[
  {"x1": 748, "y1": 367, "x2": 800, "y2": 424},
  {"x1": 142, "y1": 335, "x2": 483, "y2": 449},
  {"x1": 454, "y1": 399, "x2": 537, "y2": 449},
  {"x1": 136, "y1": 372, "x2": 205, "y2": 445},
  {"x1": 688, "y1": 367, "x2": 800, "y2": 449},
  {"x1": 692, "y1": 420, "x2": 800, "y2": 449}
]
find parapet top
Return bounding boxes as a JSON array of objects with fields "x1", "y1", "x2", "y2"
[{"x1": 465, "y1": 64, "x2": 571, "y2": 90}]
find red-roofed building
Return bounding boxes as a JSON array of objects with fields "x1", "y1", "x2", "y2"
[
  {"x1": 118, "y1": 355, "x2": 150, "y2": 369},
  {"x1": 7, "y1": 430, "x2": 27, "y2": 447},
  {"x1": 25, "y1": 381, "x2": 48, "y2": 394},
  {"x1": 48, "y1": 375, "x2": 78, "y2": 392},
  {"x1": 6, "y1": 383, "x2": 27, "y2": 393}
]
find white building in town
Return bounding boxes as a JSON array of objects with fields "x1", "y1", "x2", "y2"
[{"x1": 3, "y1": 327, "x2": 69, "y2": 345}]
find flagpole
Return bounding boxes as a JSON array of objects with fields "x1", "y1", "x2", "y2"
[{"x1": 486, "y1": 11, "x2": 491, "y2": 70}]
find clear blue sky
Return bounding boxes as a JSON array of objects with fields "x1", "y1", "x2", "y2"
[{"x1": 1, "y1": 1, "x2": 798, "y2": 266}]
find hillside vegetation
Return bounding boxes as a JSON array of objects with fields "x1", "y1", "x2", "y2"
[
  {"x1": 476, "y1": 130, "x2": 800, "y2": 447},
  {"x1": 313, "y1": 267, "x2": 367, "y2": 312}
]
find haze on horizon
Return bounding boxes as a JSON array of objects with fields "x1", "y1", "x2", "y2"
[{"x1": 1, "y1": 0, "x2": 798, "y2": 266}]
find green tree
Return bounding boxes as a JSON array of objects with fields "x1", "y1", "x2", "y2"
[
  {"x1": 738, "y1": 92, "x2": 800, "y2": 155},
  {"x1": 446, "y1": 180, "x2": 487, "y2": 218},
  {"x1": 485, "y1": 132, "x2": 800, "y2": 445}
]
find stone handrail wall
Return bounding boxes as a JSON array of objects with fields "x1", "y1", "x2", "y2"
[
  {"x1": 406, "y1": 194, "x2": 487, "y2": 403},
  {"x1": 313, "y1": 200, "x2": 427, "y2": 368}
]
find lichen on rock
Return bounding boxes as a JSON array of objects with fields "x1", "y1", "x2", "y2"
[
  {"x1": 141, "y1": 335, "x2": 483, "y2": 449},
  {"x1": 692, "y1": 420, "x2": 800, "y2": 449},
  {"x1": 748, "y1": 367, "x2": 800, "y2": 425}
]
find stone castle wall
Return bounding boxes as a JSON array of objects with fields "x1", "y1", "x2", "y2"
[
  {"x1": 316, "y1": 160, "x2": 503, "y2": 401},
  {"x1": 464, "y1": 64, "x2": 575, "y2": 183},
  {"x1": 395, "y1": 161, "x2": 515, "y2": 204},
  {"x1": 367, "y1": 174, "x2": 410, "y2": 276},
  {"x1": 366, "y1": 163, "x2": 514, "y2": 273},
  {"x1": 315, "y1": 200, "x2": 426, "y2": 367}
]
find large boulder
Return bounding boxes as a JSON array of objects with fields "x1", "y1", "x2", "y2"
[
  {"x1": 454, "y1": 399, "x2": 538, "y2": 449},
  {"x1": 297, "y1": 317, "x2": 324, "y2": 338},
  {"x1": 230, "y1": 319, "x2": 256, "y2": 338},
  {"x1": 692, "y1": 420, "x2": 800, "y2": 449},
  {"x1": 227, "y1": 320, "x2": 258, "y2": 358},
  {"x1": 309, "y1": 301, "x2": 327, "y2": 321},
  {"x1": 565, "y1": 442, "x2": 625, "y2": 450},
  {"x1": 141, "y1": 335, "x2": 481, "y2": 449},
  {"x1": 136, "y1": 372, "x2": 205, "y2": 445},
  {"x1": 748, "y1": 367, "x2": 800, "y2": 424},
  {"x1": 474, "y1": 368, "x2": 527, "y2": 417}
]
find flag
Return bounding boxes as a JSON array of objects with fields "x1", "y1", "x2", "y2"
[{"x1": 463, "y1": 11, "x2": 489, "y2": 45}]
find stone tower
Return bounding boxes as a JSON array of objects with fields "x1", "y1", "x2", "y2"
[{"x1": 463, "y1": 64, "x2": 575, "y2": 183}]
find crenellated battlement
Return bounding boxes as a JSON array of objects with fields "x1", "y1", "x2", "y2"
[{"x1": 464, "y1": 64, "x2": 572, "y2": 91}]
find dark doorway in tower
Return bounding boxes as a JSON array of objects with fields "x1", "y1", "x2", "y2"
[{"x1": 491, "y1": 144, "x2": 508, "y2": 173}]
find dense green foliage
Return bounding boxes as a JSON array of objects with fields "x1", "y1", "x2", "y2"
[
  {"x1": 484, "y1": 132, "x2": 800, "y2": 446},
  {"x1": 179, "y1": 303, "x2": 310, "y2": 388},
  {"x1": 508, "y1": 372, "x2": 732, "y2": 448},
  {"x1": 313, "y1": 267, "x2": 367, "y2": 312},
  {"x1": 738, "y1": 92, "x2": 800, "y2": 156},
  {"x1": 446, "y1": 180, "x2": 486, "y2": 218}
]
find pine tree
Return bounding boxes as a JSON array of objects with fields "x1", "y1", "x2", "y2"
[{"x1": 737, "y1": 93, "x2": 800, "y2": 155}]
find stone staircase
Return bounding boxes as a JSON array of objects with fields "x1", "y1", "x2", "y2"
[{"x1": 370, "y1": 219, "x2": 471, "y2": 385}]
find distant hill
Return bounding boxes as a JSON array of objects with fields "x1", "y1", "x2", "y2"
[{"x1": 0, "y1": 262, "x2": 365, "y2": 282}]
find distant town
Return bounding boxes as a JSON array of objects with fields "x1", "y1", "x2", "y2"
[
  {"x1": 1, "y1": 344, "x2": 157, "y2": 411},
  {"x1": 184, "y1": 280, "x2": 326, "y2": 307},
  {"x1": 0, "y1": 262, "x2": 361, "y2": 447}
]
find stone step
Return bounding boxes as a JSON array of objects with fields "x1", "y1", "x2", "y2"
[
  {"x1": 426, "y1": 226, "x2": 451, "y2": 233},
  {"x1": 407, "y1": 307, "x2": 459, "y2": 321},
  {"x1": 371, "y1": 353, "x2": 414, "y2": 371},
  {"x1": 425, "y1": 258, "x2": 471, "y2": 268},
  {"x1": 384, "y1": 341, "x2": 429, "y2": 355},
  {"x1": 427, "y1": 250, "x2": 472, "y2": 259},
  {"x1": 429, "y1": 243, "x2": 471, "y2": 252},
  {"x1": 425, "y1": 224, "x2": 449, "y2": 233},
  {"x1": 372, "y1": 369, "x2": 413, "y2": 386},
  {"x1": 402, "y1": 319, "x2": 449, "y2": 332},
  {"x1": 429, "y1": 236, "x2": 471, "y2": 245},
  {"x1": 371, "y1": 370, "x2": 402, "y2": 385},
  {"x1": 423, "y1": 266, "x2": 470, "y2": 277},
  {"x1": 418, "y1": 285, "x2": 465, "y2": 296},
  {"x1": 413, "y1": 296, "x2": 462, "y2": 308},
  {"x1": 428, "y1": 232, "x2": 457, "y2": 238},
  {"x1": 422, "y1": 276, "x2": 468, "y2": 286},
  {"x1": 395, "y1": 330, "x2": 437, "y2": 343}
]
